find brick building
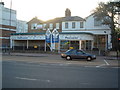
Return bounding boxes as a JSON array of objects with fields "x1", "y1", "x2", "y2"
[
  {"x1": 10, "y1": 8, "x2": 111, "y2": 52},
  {"x1": 0, "y1": 2, "x2": 17, "y2": 49}
]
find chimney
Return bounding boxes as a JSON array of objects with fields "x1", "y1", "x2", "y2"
[{"x1": 65, "y1": 8, "x2": 71, "y2": 17}]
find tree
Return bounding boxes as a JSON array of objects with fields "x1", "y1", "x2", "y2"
[{"x1": 93, "y1": 1, "x2": 120, "y2": 51}]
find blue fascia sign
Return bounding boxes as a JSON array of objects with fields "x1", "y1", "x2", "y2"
[
  {"x1": 52, "y1": 34, "x2": 59, "y2": 43},
  {"x1": 45, "y1": 34, "x2": 51, "y2": 43}
]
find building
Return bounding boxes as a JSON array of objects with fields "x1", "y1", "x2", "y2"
[
  {"x1": 10, "y1": 8, "x2": 111, "y2": 52},
  {"x1": 0, "y1": 2, "x2": 17, "y2": 48},
  {"x1": 16, "y1": 20, "x2": 28, "y2": 33}
]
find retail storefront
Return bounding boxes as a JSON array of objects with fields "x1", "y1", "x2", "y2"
[{"x1": 10, "y1": 32, "x2": 109, "y2": 52}]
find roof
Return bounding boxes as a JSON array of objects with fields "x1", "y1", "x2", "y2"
[
  {"x1": 45, "y1": 16, "x2": 85, "y2": 23},
  {"x1": 27, "y1": 17, "x2": 44, "y2": 24},
  {"x1": 60, "y1": 32, "x2": 93, "y2": 35}
]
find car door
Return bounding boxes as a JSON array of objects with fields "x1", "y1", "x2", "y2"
[
  {"x1": 70, "y1": 50, "x2": 78, "y2": 59},
  {"x1": 76, "y1": 50, "x2": 86, "y2": 59}
]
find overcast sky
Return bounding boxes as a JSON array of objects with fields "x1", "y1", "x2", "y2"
[{"x1": 2, "y1": 0, "x2": 111, "y2": 21}]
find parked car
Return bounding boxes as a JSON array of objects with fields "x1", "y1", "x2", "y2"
[{"x1": 61, "y1": 49, "x2": 96, "y2": 61}]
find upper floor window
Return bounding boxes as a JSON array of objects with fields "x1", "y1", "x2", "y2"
[
  {"x1": 94, "y1": 18, "x2": 101, "y2": 26},
  {"x1": 65, "y1": 22, "x2": 68, "y2": 29},
  {"x1": 37, "y1": 24, "x2": 43, "y2": 29},
  {"x1": 31, "y1": 23, "x2": 37, "y2": 29},
  {"x1": 72, "y1": 22, "x2": 75, "y2": 28},
  {"x1": 43, "y1": 24, "x2": 47, "y2": 30},
  {"x1": 80, "y1": 22, "x2": 84, "y2": 28},
  {"x1": 49, "y1": 23, "x2": 53, "y2": 29},
  {"x1": 56, "y1": 23, "x2": 59, "y2": 29}
]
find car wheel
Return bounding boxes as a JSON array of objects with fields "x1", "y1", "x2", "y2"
[
  {"x1": 66, "y1": 56, "x2": 71, "y2": 60},
  {"x1": 86, "y1": 56, "x2": 92, "y2": 61}
]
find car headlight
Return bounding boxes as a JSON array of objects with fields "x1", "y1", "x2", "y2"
[
  {"x1": 93, "y1": 55, "x2": 96, "y2": 58},
  {"x1": 61, "y1": 54, "x2": 66, "y2": 56}
]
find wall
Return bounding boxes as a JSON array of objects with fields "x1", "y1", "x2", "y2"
[{"x1": 17, "y1": 20, "x2": 28, "y2": 33}]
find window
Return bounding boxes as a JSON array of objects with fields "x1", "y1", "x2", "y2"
[
  {"x1": 49, "y1": 23, "x2": 53, "y2": 29},
  {"x1": 80, "y1": 22, "x2": 84, "y2": 28},
  {"x1": 56, "y1": 23, "x2": 59, "y2": 29},
  {"x1": 94, "y1": 18, "x2": 101, "y2": 26},
  {"x1": 65, "y1": 22, "x2": 68, "y2": 29},
  {"x1": 43, "y1": 24, "x2": 47, "y2": 30},
  {"x1": 31, "y1": 23, "x2": 37, "y2": 29},
  {"x1": 72, "y1": 22, "x2": 75, "y2": 28}
]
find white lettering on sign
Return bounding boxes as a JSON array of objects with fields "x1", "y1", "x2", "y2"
[
  {"x1": 65, "y1": 37, "x2": 79, "y2": 39},
  {"x1": 17, "y1": 36, "x2": 28, "y2": 40}
]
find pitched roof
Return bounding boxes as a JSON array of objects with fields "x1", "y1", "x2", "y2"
[
  {"x1": 45, "y1": 16, "x2": 85, "y2": 23},
  {"x1": 27, "y1": 17, "x2": 44, "y2": 24}
]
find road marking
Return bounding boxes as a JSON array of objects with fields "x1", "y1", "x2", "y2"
[
  {"x1": 104, "y1": 60, "x2": 110, "y2": 65},
  {"x1": 15, "y1": 77, "x2": 51, "y2": 82},
  {"x1": 96, "y1": 64, "x2": 106, "y2": 68},
  {"x1": 16, "y1": 77, "x2": 37, "y2": 81}
]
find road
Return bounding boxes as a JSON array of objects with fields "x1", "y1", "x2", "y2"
[{"x1": 2, "y1": 56, "x2": 119, "y2": 88}]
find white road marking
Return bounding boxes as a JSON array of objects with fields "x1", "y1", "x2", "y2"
[
  {"x1": 104, "y1": 60, "x2": 110, "y2": 65},
  {"x1": 96, "y1": 64, "x2": 106, "y2": 68},
  {"x1": 16, "y1": 77, "x2": 37, "y2": 81},
  {"x1": 15, "y1": 77, "x2": 51, "y2": 83}
]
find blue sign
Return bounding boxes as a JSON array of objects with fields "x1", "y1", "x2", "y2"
[
  {"x1": 46, "y1": 34, "x2": 51, "y2": 43},
  {"x1": 52, "y1": 34, "x2": 59, "y2": 43}
]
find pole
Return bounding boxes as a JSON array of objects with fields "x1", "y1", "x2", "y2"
[
  {"x1": 45, "y1": 40, "x2": 46, "y2": 52},
  {"x1": 8, "y1": 0, "x2": 12, "y2": 55}
]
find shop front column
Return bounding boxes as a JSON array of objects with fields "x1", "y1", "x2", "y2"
[
  {"x1": 79, "y1": 40, "x2": 82, "y2": 50},
  {"x1": 91, "y1": 40, "x2": 94, "y2": 50},
  {"x1": 12, "y1": 40, "x2": 14, "y2": 50},
  {"x1": 27, "y1": 40, "x2": 29, "y2": 49},
  {"x1": 105, "y1": 35, "x2": 108, "y2": 51},
  {"x1": 10, "y1": 39, "x2": 13, "y2": 48},
  {"x1": 45, "y1": 40, "x2": 46, "y2": 52}
]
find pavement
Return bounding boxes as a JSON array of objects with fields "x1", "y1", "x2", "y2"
[
  {"x1": 2, "y1": 52, "x2": 119, "y2": 68},
  {"x1": 2, "y1": 52, "x2": 120, "y2": 60}
]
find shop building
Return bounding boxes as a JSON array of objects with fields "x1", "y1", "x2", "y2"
[
  {"x1": 0, "y1": 2, "x2": 17, "y2": 48},
  {"x1": 10, "y1": 8, "x2": 111, "y2": 52}
]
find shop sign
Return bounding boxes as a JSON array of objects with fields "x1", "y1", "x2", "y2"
[
  {"x1": 46, "y1": 34, "x2": 51, "y2": 43},
  {"x1": 65, "y1": 36, "x2": 79, "y2": 40},
  {"x1": 17, "y1": 36, "x2": 28, "y2": 40},
  {"x1": 45, "y1": 29, "x2": 51, "y2": 43},
  {"x1": 52, "y1": 29, "x2": 59, "y2": 43},
  {"x1": 52, "y1": 34, "x2": 59, "y2": 43}
]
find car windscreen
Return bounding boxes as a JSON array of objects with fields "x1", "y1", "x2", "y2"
[{"x1": 65, "y1": 49, "x2": 76, "y2": 54}]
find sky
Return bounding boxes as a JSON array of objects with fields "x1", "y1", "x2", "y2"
[{"x1": 2, "y1": 0, "x2": 111, "y2": 22}]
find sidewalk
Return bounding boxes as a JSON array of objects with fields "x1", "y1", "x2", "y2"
[
  {"x1": 104, "y1": 56, "x2": 120, "y2": 60},
  {"x1": 2, "y1": 52, "x2": 120, "y2": 60}
]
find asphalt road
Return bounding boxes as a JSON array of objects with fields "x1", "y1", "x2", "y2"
[{"x1": 2, "y1": 60, "x2": 118, "y2": 88}]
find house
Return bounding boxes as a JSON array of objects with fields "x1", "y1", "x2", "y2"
[{"x1": 0, "y1": 2, "x2": 17, "y2": 49}]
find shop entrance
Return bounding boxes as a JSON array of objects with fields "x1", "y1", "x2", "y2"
[
  {"x1": 60, "y1": 40, "x2": 92, "y2": 52},
  {"x1": 60, "y1": 40, "x2": 79, "y2": 51}
]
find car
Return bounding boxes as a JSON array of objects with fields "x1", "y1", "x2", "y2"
[{"x1": 61, "y1": 49, "x2": 96, "y2": 61}]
